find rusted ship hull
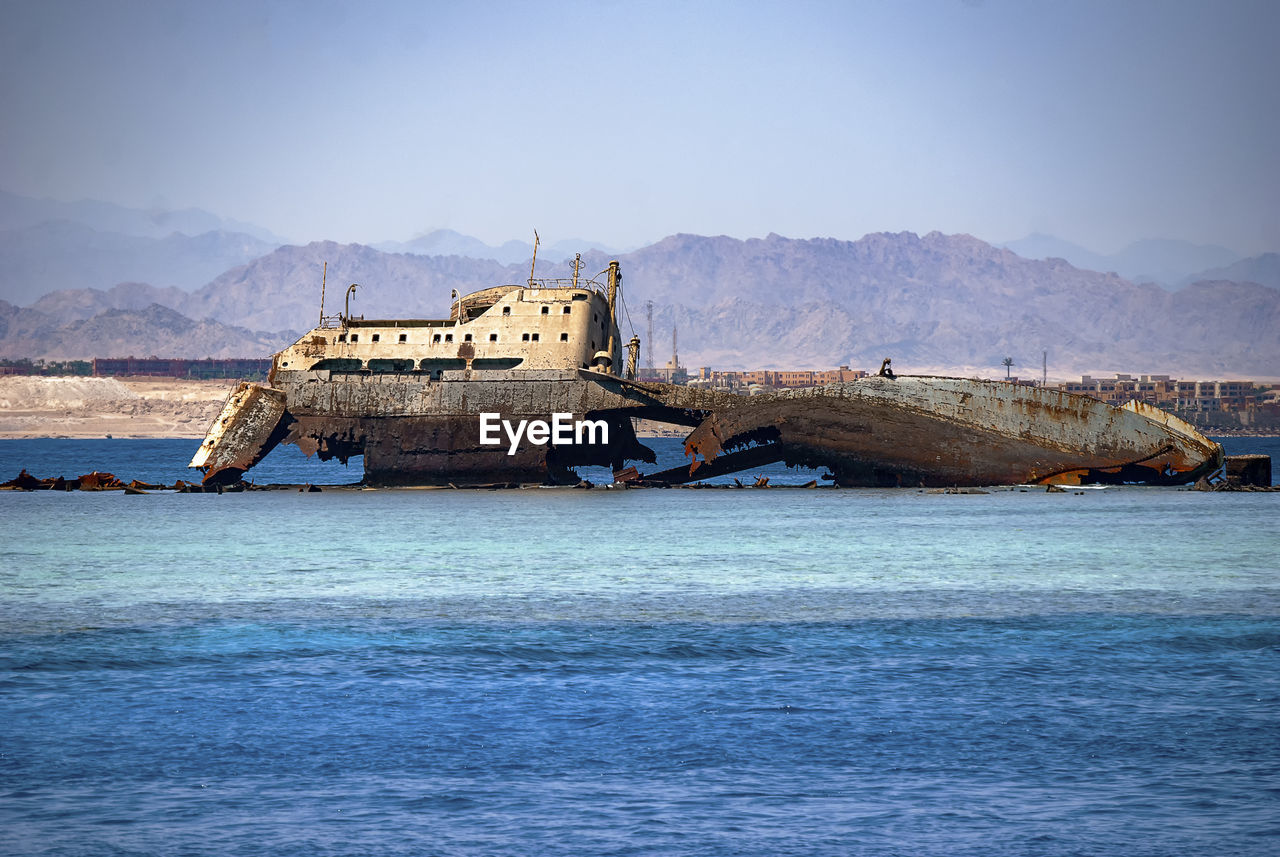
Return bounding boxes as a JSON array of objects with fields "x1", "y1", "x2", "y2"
[
  {"x1": 677, "y1": 377, "x2": 1223, "y2": 487},
  {"x1": 193, "y1": 370, "x2": 1223, "y2": 488}
]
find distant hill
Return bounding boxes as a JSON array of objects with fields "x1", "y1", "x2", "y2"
[
  {"x1": 0, "y1": 221, "x2": 278, "y2": 304},
  {"x1": 4, "y1": 231, "x2": 1278, "y2": 379},
  {"x1": 27, "y1": 282, "x2": 193, "y2": 326},
  {"x1": 1182, "y1": 253, "x2": 1280, "y2": 290},
  {"x1": 1002, "y1": 233, "x2": 1241, "y2": 287},
  {"x1": 180, "y1": 242, "x2": 516, "y2": 332},
  {"x1": 376, "y1": 228, "x2": 621, "y2": 265},
  {"x1": 0, "y1": 190, "x2": 285, "y2": 242},
  {"x1": 0, "y1": 300, "x2": 295, "y2": 362}
]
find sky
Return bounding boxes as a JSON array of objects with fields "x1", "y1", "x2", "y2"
[{"x1": 1, "y1": 0, "x2": 1277, "y2": 255}]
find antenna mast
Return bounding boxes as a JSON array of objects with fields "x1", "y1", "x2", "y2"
[
  {"x1": 528, "y1": 230, "x2": 539, "y2": 286},
  {"x1": 645, "y1": 301, "x2": 654, "y2": 377},
  {"x1": 318, "y1": 261, "x2": 327, "y2": 327}
]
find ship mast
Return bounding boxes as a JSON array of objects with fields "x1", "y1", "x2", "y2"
[
  {"x1": 528, "y1": 230, "x2": 539, "y2": 286},
  {"x1": 318, "y1": 261, "x2": 327, "y2": 327},
  {"x1": 645, "y1": 301, "x2": 654, "y2": 379}
]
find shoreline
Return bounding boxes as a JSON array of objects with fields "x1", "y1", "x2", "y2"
[{"x1": 0, "y1": 376, "x2": 237, "y2": 440}]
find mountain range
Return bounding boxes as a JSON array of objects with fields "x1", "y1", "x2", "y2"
[
  {"x1": 1000, "y1": 233, "x2": 1244, "y2": 288},
  {"x1": 2, "y1": 192, "x2": 1278, "y2": 379},
  {"x1": 376, "y1": 229, "x2": 622, "y2": 266}
]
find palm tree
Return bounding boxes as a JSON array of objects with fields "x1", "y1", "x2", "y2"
[{"x1": 1002, "y1": 357, "x2": 1015, "y2": 380}]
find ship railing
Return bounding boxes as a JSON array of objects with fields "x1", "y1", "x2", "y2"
[
  {"x1": 318, "y1": 315, "x2": 344, "y2": 329},
  {"x1": 525, "y1": 276, "x2": 606, "y2": 294}
]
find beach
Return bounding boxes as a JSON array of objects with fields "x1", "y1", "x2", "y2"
[{"x1": 0, "y1": 376, "x2": 236, "y2": 439}]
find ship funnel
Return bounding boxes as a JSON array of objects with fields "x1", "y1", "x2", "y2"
[{"x1": 604, "y1": 260, "x2": 621, "y2": 375}]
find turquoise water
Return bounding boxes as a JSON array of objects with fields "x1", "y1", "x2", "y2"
[{"x1": 1, "y1": 439, "x2": 1277, "y2": 855}]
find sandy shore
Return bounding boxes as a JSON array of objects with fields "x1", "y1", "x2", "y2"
[{"x1": 0, "y1": 376, "x2": 238, "y2": 439}]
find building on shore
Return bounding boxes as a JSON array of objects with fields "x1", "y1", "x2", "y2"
[
  {"x1": 91, "y1": 357, "x2": 273, "y2": 380},
  {"x1": 1060, "y1": 374, "x2": 1263, "y2": 411},
  {"x1": 1057, "y1": 373, "x2": 1279, "y2": 431}
]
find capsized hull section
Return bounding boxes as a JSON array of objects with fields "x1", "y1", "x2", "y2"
[
  {"x1": 679, "y1": 377, "x2": 1223, "y2": 487},
  {"x1": 189, "y1": 382, "x2": 290, "y2": 485}
]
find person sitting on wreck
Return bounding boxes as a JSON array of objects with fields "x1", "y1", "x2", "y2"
[{"x1": 878, "y1": 358, "x2": 895, "y2": 379}]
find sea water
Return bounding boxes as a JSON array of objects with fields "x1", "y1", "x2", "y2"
[{"x1": 1, "y1": 438, "x2": 1277, "y2": 856}]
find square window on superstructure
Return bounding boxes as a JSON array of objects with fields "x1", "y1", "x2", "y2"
[
  {"x1": 562, "y1": 306, "x2": 571, "y2": 314},
  {"x1": 489, "y1": 333, "x2": 498, "y2": 342},
  {"x1": 338, "y1": 333, "x2": 347, "y2": 342},
  {"x1": 445, "y1": 334, "x2": 453, "y2": 343},
  {"x1": 503, "y1": 306, "x2": 511, "y2": 315},
  {"x1": 371, "y1": 334, "x2": 380, "y2": 342},
  {"x1": 350, "y1": 334, "x2": 359, "y2": 343},
  {"x1": 433, "y1": 334, "x2": 441, "y2": 343},
  {"x1": 464, "y1": 333, "x2": 472, "y2": 342},
  {"x1": 560, "y1": 332, "x2": 568, "y2": 341},
  {"x1": 531, "y1": 333, "x2": 539, "y2": 342},
  {"x1": 541, "y1": 306, "x2": 549, "y2": 315},
  {"x1": 522, "y1": 333, "x2": 530, "y2": 341},
  {"x1": 399, "y1": 334, "x2": 407, "y2": 343}
]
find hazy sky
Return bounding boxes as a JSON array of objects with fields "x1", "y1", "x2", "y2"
[{"x1": 2, "y1": 0, "x2": 1277, "y2": 254}]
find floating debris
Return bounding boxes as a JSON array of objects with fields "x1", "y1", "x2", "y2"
[{"x1": 1194, "y1": 455, "x2": 1275, "y2": 491}]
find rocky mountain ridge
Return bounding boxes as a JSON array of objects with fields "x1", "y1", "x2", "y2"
[{"x1": 4, "y1": 231, "x2": 1278, "y2": 380}]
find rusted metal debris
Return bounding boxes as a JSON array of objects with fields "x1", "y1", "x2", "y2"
[
  {"x1": 1194, "y1": 455, "x2": 1276, "y2": 491},
  {"x1": 1, "y1": 470, "x2": 133, "y2": 491},
  {"x1": 0, "y1": 469, "x2": 250, "y2": 492}
]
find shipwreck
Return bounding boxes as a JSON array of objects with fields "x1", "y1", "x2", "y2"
[{"x1": 191, "y1": 257, "x2": 1223, "y2": 488}]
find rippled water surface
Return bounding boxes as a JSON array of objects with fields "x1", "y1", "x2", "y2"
[{"x1": 1, "y1": 438, "x2": 1277, "y2": 856}]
